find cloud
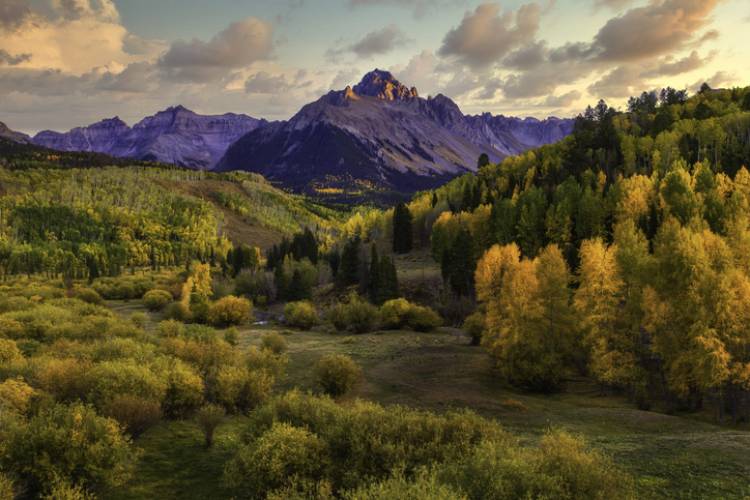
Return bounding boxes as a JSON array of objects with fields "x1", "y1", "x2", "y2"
[
  {"x1": 689, "y1": 71, "x2": 735, "y2": 93},
  {"x1": 347, "y1": 0, "x2": 461, "y2": 18},
  {"x1": 591, "y1": 0, "x2": 720, "y2": 62},
  {"x1": 0, "y1": 0, "x2": 31, "y2": 29},
  {"x1": 328, "y1": 68, "x2": 361, "y2": 90},
  {"x1": 503, "y1": 41, "x2": 547, "y2": 70},
  {"x1": 544, "y1": 90, "x2": 582, "y2": 107},
  {"x1": 588, "y1": 65, "x2": 644, "y2": 98},
  {"x1": 244, "y1": 72, "x2": 292, "y2": 94},
  {"x1": 0, "y1": 49, "x2": 30, "y2": 66},
  {"x1": 51, "y1": 0, "x2": 119, "y2": 22},
  {"x1": 348, "y1": 24, "x2": 411, "y2": 58},
  {"x1": 95, "y1": 62, "x2": 159, "y2": 93},
  {"x1": 391, "y1": 50, "x2": 439, "y2": 94},
  {"x1": 159, "y1": 17, "x2": 274, "y2": 82},
  {"x1": 438, "y1": 3, "x2": 540, "y2": 68},
  {"x1": 592, "y1": 0, "x2": 634, "y2": 11},
  {"x1": 641, "y1": 50, "x2": 713, "y2": 78}
]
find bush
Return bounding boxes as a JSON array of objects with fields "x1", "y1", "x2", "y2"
[
  {"x1": 0, "y1": 317, "x2": 24, "y2": 339},
  {"x1": 103, "y1": 395, "x2": 162, "y2": 438},
  {"x1": 314, "y1": 354, "x2": 362, "y2": 397},
  {"x1": 343, "y1": 470, "x2": 462, "y2": 500},
  {"x1": 283, "y1": 301, "x2": 319, "y2": 330},
  {"x1": 462, "y1": 311, "x2": 485, "y2": 346},
  {"x1": 234, "y1": 392, "x2": 634, "y2": 499},
  {"x1": 163, "y1": 302, "x2": 191, "y2": 322},
  {"x1": 0, "y1": 338, "x2": 23, "y2": 364},
  {"x1": 159, "y1": 359, "x2": 205, "y2": 417},
  {"x1": 72, "y1": 288, "x2": 103, "y2": 305},
  {"x1": 84, "y1": 360, "x2": 167, "y2": 408},
  {"x1": 208, "y1": 296, "x2": 253, "y2": 327},
  {"x1": 224, "y1": 423, "x2": 327, "y2": 496},
  {"x1": 405, "y1": 305, "x2": 442, "y2": 332},
  {"x1": 0, "y1": 377, "x2": 36, "y2": 415},
  {"x1": 379, "y1": 299, "x2": 442, "y2": 332},
  {"x1": 129, "y1": 312, "x2": 148, "y2": 328},
  {"x1": 142, "y1": 289, "x2": 173, "y2": 312},
  {"x1": 379, "y1": 298, "x2": 412, "y2": 329},
  {"x1": 0, "y1": 473, "x2": 13, "y2": 500},
  {"x1": 261, "y1": 332, "x2": 287, "y2": 355},
  {"x1": 196, "y1": 404, "x2": 225, "y2": 448},
  {"x1": 158, "y1": 319, "x2": 185, "y2": 338},
  {"x1": 214, "y1": 366, "x2": 273, "y2": 413},
  {"x1": 440, "y1": 430, "x2": 635, "y2": 500},
  {"x1": 234, "y1": 270, "x2": 276, "y2": 303},
  {"x1": 326, "y1": 295, "x2": 379, "y2": 334},
  {"x1": 1, "y1": 403, "x2": 137, "y2": 497}
]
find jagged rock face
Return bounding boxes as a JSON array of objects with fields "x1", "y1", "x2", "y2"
[
  {"x1": 352, "y1": 69, "x2": 419, "y2": 101},
  {"x1": 0, "y1": 121, "x2": 30, "y2": 143},
  {"x1": 217, "y1": 71, "x2": 573, "y2": 197},
  {"x1": 32, "y1": 107, "x2": 262, "y2": 169}
]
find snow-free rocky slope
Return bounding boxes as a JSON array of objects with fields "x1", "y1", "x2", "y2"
[
  {"x1": 217, "y1": 70, "x2": 573, "y2": 197},
  {"x1": 32, "y1": 106, "x2": 262, "y2": 170}
]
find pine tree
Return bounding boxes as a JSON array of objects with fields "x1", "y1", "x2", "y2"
[
  {"x1": 377, "y1": 256, "x2": 399, "y2": 304},
  {"x1": 367, "y1": 244, "x2": 381, "y2": 303},
  {"x1": 338, "y1": 236, "x2": 361, "y2": 287},
  {"x1": 392, "y1": 203, "x2": 413, "y2": 254}
]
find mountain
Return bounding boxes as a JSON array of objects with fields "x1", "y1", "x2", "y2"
[
  {"x1": 217, "y1": 70, "x2": 573, "y2": 201},
  {"x1": 32, "y1": 106, "x2": 263, "y2": 169},
  {"x1": 0, "y1": 121, "x2": 30, "y2": 143}
]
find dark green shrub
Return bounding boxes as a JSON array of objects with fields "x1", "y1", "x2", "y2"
[
  {"x1": 261, "y1": 332, "x2": 287, "y2": 355},
  {"x1": 405, "y1": 305, "x2": 442, "y2": 332},
  {"x1": 224, "y1": 423, "x2": 328, "y2": 496},
  {"x1": 103, "y1": 395, "x2": 162, "y2": 438},
  {"x1": 462, "y1": 311, "x2": 485, "y2": 346},
  {"x1": 283, "y1": 301, "x2": 319, "y2": 330},
  {"x1": 214, "y1": 366, "x2": 273, "y2": 413},
  {"x1": 163, "y1": 302, "x2": 191, "y2": 322},
  {"x1": 314, "y1": 354, "x2": 362, "y2": 397},
  {"x1": 326, "y1": 295, "x2": 379, "y2": 334},
  {"x1": 0, "y1": 403, "x2": 137, "y2": 497},
  {"x1": 72, "y1": 287, "x2": 103, "y2": 305},
  {"x1": 142, "y1": 289, "x2": 173, "y2": 311}
]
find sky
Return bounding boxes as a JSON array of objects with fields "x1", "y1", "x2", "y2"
[{"x1": 0, "y1": 0, "x2": 748, "y2": 134}]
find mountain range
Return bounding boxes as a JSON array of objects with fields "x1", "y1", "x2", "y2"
[
  {"x1": 218, "y1": 70, "x2": 573, "y2": 198},
  {"x1": 32, "y1": 107, "x2": 263, "y2": 170},
  {"x1": 7, "y1": 70, "x2": 573, "y2": 199}
]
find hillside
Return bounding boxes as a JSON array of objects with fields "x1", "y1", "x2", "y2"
[{"x1": 0, "y1": 142, "x2": 343, "y2": 279}]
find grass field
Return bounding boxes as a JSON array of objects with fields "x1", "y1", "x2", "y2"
[{"x1": 105, "y1": 301, "x2": 750, "y2": 499}]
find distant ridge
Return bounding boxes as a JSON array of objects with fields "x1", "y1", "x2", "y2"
[{"x1": 32, "y1": 107, "x2": 263, "y2": 170}]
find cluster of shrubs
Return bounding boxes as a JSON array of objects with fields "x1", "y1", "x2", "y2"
[
  {"x1": 325, "y1": 296, "x2": 442, "y2": 334},
  {"x1": 91, "y1": 276, "x2": 156, "y2": 300},
  {"x1": 222, "y1": 391, "x2": 635, "y2": 499},
  {"x1": 0, "y1": 278, "x2": 285, "y2": 498},
  {"x1": 282, "y1": 296, "x2": 442, "y2": 335}
]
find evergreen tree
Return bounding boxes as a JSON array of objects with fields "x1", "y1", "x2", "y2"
[
  {"x1": 477, "y1": 153, "x2": 490, "y2": 168},
  {"x1": 377, "y1": 256, "x2": 399, "y2": 304},
  {"x1": 338, "y1": 237, "x2": 361, "y2": 287},
  {"x1": 392, "y1": 203, "x2": 413, "y2": 254},
  {"x1": 367, "y1": 244, "x2": 381, "y2": 304},
  {"x1": 441, "y1": 228, "x2": 476, "y2": 296}
]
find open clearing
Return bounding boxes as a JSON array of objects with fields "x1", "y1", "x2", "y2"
[{"x1": 105, "y1": 299, "x2": 750, "y2": 500}]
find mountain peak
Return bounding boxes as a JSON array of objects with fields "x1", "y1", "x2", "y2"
[{"x1": 352, "y1": 69, "x2": 418, "y2": 101}]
